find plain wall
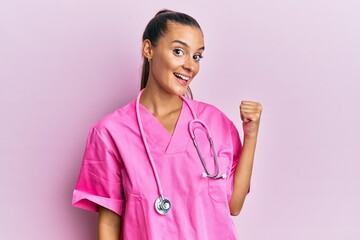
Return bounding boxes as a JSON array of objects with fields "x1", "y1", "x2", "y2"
[{"x1": 1, "y1": 0, "x2": 359, "y2": 239}]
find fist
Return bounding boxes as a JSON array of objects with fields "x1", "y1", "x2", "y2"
[{"x1": 240, "y1": 101, "x2": 262, "y2": 139}]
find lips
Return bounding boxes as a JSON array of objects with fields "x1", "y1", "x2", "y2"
[
  {"x1": 173, "y1": 72, "x2": 193, "y2": 87},
  {"x1": 173, "y1": 73, "x2": 191, "y2": 86},
  {"x1": 174, "y1": 73, "x2": 190, "y2": 81}
]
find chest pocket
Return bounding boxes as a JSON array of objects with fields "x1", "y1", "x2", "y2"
[{"x1": 206, "y1": 156, "x2": 230, "y2": 203}]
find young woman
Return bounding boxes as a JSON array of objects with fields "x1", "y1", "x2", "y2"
[{"x1": 72, "y1": 9, "x2": 262, "y2": 239}]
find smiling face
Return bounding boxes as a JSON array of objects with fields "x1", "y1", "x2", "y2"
[{"x1": 143, "y1": 22, "x2": 205, "y2": 97}]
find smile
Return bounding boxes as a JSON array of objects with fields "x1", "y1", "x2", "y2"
[{"x1": 174, "y1": 73, "x2": 190, "y2": 81}]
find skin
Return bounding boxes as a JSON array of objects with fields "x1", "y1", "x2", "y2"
[
  {"x1": 98, "y1": 206, "x2": 121, "y2": 239},
  {"x1": 140, "y1": 22, "x2": 205, "y2": 134},
  {"x1": 229, "y1": 101, "x2": 262, "y2": 215},
  {"x1": 98, "y1": 21, "x2": 262, "y2": 239}
]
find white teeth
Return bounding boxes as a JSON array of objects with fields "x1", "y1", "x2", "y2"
[{"x1": 174, "y1": 73, "x2": 190, "y2": 81}]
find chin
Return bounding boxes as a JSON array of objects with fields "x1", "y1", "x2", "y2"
[{"x1": 173, "y1": 88, "x2": 188, "y2": 96}]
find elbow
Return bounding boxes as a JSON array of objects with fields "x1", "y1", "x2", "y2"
[
  {"x1": 230, "y1": 206, "x2": 241, "y2": 217},
  {"x1": 229, "y1": 186, "x2": 249, "y2": 216},
  {"x1": 229, "y1": 198, "x2": 245, "y2": 216},
  {"x1": 230, "y1": 211, "x2": 240, "y2": 217},
  {"x1": 230, "y1": 207, "x2": 241, "y2": 216}
]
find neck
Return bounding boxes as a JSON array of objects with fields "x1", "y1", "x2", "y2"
[{"x1": 140, "y1": 87, "x2": 183, "y2": 117}]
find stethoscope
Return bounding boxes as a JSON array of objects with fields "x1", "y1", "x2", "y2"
[{"x1": 135, "y1": 90, "x2": 227, "y2": 215}]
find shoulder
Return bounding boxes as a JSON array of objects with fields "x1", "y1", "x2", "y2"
[
  {"x1": 91, "y1": 100, "x2": 136, "y2": 137},
  {"x1": 187, "y1": 98, "x2": 232, "y2": 123},
  {"x1": 188, "y1": 98, "x2": 241, "y2": 148}
]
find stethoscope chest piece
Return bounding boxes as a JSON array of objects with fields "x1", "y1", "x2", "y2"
[
  {"x1": 155, "y1": 196, "x2": 171, "y2": 215},
  {"x1": 136, "y1": 90, "x2": 225, "y2": 216}
]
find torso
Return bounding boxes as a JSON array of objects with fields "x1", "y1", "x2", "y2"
[{"x1": 90, "y1": 98, "x2": 241, "y2": 239}]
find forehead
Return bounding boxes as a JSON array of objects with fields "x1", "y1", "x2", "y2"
[{"x1": 160, "y1": 22, "x2": 204, "y2": 48}]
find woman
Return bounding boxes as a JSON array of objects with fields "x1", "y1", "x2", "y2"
[{"x1": 72, "y1": 9, "x2": 262, "y2": 239}]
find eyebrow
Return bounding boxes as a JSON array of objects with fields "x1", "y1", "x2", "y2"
[{"x1": 171, "y1": 40, "x2": 205, "y2": 51}]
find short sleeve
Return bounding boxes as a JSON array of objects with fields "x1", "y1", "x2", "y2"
[
  {"x1": 226, "y1": 122, "x2": 248, "y2": 202},
  {"x1": 72, "y1": 127, "x2": 125, "y2": 216}
]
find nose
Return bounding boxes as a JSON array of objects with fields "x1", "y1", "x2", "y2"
[{"x1": 182, "y1": 56, "x2": 195, "y2": 73}]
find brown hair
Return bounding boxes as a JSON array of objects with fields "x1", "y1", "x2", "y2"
[{"x1": 141, "y1": 9, "x2": 202, "y2": 99}]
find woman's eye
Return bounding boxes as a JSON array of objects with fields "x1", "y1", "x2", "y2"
[
  {"x1": 173, "y1": 48, "x2": 184, "y2": 56},
  {"x1": 193, "y1": 54, "x2": 203, "y2": 62}
]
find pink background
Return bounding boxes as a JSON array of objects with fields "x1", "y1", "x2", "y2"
[{"x1": 1, "y1": 0, "x2": 359, "y2": 239}]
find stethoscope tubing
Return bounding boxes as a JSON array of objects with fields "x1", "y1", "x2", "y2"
[
  {"x1": 188, "y1": 119, "x2": 220, "y2": 178},
  {"x1": 135, "y1": 91, "x2": 199, "y2": 197},
  {"x1": 135, "y1": 90, "x2": 225, "y2": 214},
  {"x1": 136, "y1": 90, "x2": 165, "y2": 197}
]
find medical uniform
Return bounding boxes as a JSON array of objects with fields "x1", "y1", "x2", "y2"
[{"x1": 72, "y1": 97, "x2": 243, "y2": 239}]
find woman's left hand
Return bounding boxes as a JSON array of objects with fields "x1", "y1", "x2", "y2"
[{"x1": 240, "y1": 101, "x2": 262, "y2": 140}]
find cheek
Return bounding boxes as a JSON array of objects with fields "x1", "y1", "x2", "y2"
[
  {"x1": 153, "y1": 55, "x2": 177, "y2": 74},
  {"x1": 150, "y1": 57, "x2": 166, "y2": 78},
  {"x1": 193, "y1": 63, "x2": 200, "y2": 76},
  {"x1": 166, "y1": 56, "x2": 183, "y2": 70}
]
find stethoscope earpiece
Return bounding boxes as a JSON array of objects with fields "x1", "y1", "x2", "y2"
[{"x1": 202, "y1": 172, "x2": 227, "y2": 179}]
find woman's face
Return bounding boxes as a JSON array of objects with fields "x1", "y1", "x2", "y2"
[{"x1": 144, "y1": 22, "x2": 205, "y2": 96}]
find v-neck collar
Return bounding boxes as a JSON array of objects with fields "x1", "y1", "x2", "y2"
[{"x1": 138, "y1": 100, "x2": 192, "y2": 154}]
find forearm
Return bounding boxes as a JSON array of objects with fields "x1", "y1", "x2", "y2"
[
  {"x1": 98, "y1": 206, "x2": 122, "y2": 240},
  {"x1": 229, "y1": 136, "x2": 257, "y2": 216}
]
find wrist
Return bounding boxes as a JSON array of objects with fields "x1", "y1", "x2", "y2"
[
  {"x1": 243, "y1": 133, "x2": 258, "y2": 142},
  {"x1": 243, "y1": 135, "x2": 257, "y2": 148}
]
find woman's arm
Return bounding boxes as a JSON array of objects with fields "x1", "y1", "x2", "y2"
[
  {"x1": 229, "y1": 101, "x2": 262, "y2": 216},
  {"x1": 98, "y1": 206, "x2": 122, "y2": 240}
]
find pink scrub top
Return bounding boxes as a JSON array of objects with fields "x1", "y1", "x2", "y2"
[{"x1": 72, "y1": 97, "x2": 243, "y2": 239}]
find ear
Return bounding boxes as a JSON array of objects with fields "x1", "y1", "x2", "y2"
[{"x1": 142, "y1": 39, "x2": 153, "y2": 61}]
